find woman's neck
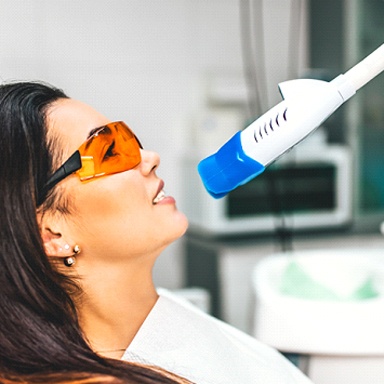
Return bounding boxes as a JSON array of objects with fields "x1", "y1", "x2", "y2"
[{"x1": 75, "y1": 258, "x2": 159, "y2": 357}]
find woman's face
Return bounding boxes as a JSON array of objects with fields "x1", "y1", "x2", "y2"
[{"x1": 46, "y1": 98, "x2": 188, "y2": 265}]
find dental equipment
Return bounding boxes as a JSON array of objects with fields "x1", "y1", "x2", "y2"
[{"x1": 198, "y1": 43, "x2": 384, "y2": 198}]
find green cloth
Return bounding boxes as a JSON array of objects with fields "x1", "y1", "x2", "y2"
[{"x1": 279, "y1": 261, "x2": 379, "y2": 301}]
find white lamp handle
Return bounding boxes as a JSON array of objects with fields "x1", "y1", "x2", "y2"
[{"x1": 343, "y1": 43, "x2": 384, "y2": 91}]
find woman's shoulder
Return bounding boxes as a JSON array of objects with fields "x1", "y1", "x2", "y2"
[
  {"x1": 126, "y1": 288, "x2": 313, "y2": 384},
  {"x1": 156, "y1": 288, "x2": 268, "y2": 347}
]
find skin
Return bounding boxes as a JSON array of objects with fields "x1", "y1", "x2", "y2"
[{"x1": 40, "y1": 98, "x2": 189, "y2": 358}]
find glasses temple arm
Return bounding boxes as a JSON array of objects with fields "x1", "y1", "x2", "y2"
[{"x1": 37, "y1": 151, "x2": 82, "y2": 205}]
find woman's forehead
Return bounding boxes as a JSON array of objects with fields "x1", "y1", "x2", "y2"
[{"x1": 46, "y1": 98, "x2": 110, "y2": 150}]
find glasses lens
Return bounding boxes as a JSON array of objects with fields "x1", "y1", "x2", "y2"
[{"x1": 77, "y1": 121, "x2": 142, "y2": 180}]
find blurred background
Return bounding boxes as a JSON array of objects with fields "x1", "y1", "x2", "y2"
[{"x1": 1, "y1": 1, "x2": 384, "y2": 382}]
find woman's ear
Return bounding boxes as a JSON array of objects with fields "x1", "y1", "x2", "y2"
[
  {"x1": 40, "y1": 226, "x2": 74, "y2": 258},
  {"x1": 37, "y1": 211, "x2": 75, "y2": 259}
]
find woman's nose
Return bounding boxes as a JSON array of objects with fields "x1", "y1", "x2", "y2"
[{"x1": 139, "y1": 149, "x2": 160, "y2": 175}]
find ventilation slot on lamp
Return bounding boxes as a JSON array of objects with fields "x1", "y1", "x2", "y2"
[{"x1": 253, "y1": 108, "x2": 288, "y2": 143}]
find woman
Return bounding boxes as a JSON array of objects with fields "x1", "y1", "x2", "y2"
[
  {"x1": 0, "y1": 81, "x2": 189, "y2": 384},
  {"x1": 0, "y1": 81, "x2": 313, "y2": 384}
]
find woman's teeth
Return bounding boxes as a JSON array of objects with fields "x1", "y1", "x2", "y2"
[{"x1": 153, "y1": 190, "x2": 166, "y2": 204}]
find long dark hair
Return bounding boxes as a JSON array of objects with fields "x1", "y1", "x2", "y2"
[{"x1": 0, "y1": 81, "x2": 188, "y2": 384}]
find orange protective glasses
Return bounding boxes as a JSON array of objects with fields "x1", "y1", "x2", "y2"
[{"x1": 38, "y1": 121, "x2": 142, "y2": 204}]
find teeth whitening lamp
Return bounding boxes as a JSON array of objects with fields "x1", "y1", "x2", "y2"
[{"x1": 198, "y1": 44, "x2": 384, "y2": 198}]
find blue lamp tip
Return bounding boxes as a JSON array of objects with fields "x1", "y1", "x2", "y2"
[{"x1": 197, "y1": 132, "x2": 265, "y2": 198}]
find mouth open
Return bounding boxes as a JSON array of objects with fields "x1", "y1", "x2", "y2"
[{"x1": 153, "y1": 189, "x2": 166, "y2": 204}]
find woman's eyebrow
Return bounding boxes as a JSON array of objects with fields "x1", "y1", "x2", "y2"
[{"x1": 87, "y1": 126, "x2": 103, "y2": 138}]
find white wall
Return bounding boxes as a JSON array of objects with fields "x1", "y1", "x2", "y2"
[{"x1": 0, "y1": 0, "x2": 307, "y2": 289}]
